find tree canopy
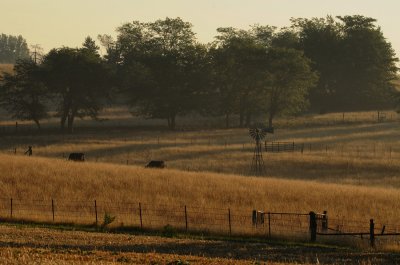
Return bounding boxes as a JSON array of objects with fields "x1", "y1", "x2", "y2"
[
  {"x1": 115, "y1": 17, "x2": 211, "y2": 129},
  {"x1": 0, "y1": 58, "x2": 47, "y2": 128},
  {"x1": 0, "y1": 34, "x2": 30, "y2": 63},
  {"x1": 0, "y1": 15, "x2": 398, "y2": 131},
  {"x1": 42, "y1": 39, "x2": 110, "y2": 132},
  {"x1": 292, "y1": 15, "x2": 398, "y2": 112}
]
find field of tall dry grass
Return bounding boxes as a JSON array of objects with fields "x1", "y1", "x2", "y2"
[
  {"x1": 2, "y1": 111, "x2": 400, "y2": 188},
  {"x1": 1, "y1": 109, "x2": 400, "y2": 261}
]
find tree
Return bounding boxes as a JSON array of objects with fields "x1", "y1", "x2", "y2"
[
  {"x1": 210, "y1": 27, "x2": 271, "y2": 127},
  {"x1": 116, "y1": 17, "x2": 211, "y2": 129},
  {"x1": 292, "y1": 16, "x2": 398, "y2": 112},
  {"x1": 338, "y1": 15, "x2": 398, "y2": 110},
  {"x1": 0, "y1": 34, "x2": 30, "y2": 63},
  {"x1": 42, "y1": 41, "x2": 110, "y2": 132},
  {"x1": 264, "y1": 47, "x2": 318, "y2": 127},
  {"x1": 0, "y1": 59, "x2": 48, "y2": 128}
]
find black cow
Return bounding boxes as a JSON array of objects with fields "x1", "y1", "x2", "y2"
[
  {"x1": 68, "y1": 153, "x2": 85, "y2": 162},
  {"x1": 145, "y1": 160, "x2": 165, "y2": 168}
]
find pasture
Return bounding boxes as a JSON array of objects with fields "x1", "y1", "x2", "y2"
[{"x1": 1, "y1": 109, "x2": 400, "y2": 263}]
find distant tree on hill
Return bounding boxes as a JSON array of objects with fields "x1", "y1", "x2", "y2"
[
  {"x1": 0, "y1": 34, "x2": 30, "y2": 63},
  {"x1": 0, "y1": 59, "x2": 48, "y2": 129}
]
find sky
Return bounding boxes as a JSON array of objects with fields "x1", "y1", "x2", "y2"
[{"x1": 2, "y1": 0, "x2": 400, "y2": 57}]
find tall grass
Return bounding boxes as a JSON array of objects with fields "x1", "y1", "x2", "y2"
[
  {"x1": 2, "y1": 121, "x2": 400, "y2": 188},
  {"x1": 1, "y1": 154, "x2": 400, "y2": 225}
]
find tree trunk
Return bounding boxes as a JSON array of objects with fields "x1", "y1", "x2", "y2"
[
  {"x1": 245, "y1": 112, "x2": 252, "y2": 127},
  {"x1": 33, "y1": 119, "x2": 41, "y2": 130},
  {"x1": 60, "y1": 114, "x2": 67, "y2": 130},
  {"x1": 268, "y1": 114, "x2": 274, "y2": 128},
  {"x1": 67, "y1": 114, "x2": 75, "y2": 133},
  {"x1": 239, "y1": 111, "x2": 244, "y2": 127},
  {"x1": 225, "y1": 113, "x2": 230, "y2": 128},
  {"x1": 169, "y1": 115, "x2": 176, "y2": 130}
]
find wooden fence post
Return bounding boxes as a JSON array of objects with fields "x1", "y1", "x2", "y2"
[
  {"x1": 184, "y1": 205, "x2": 188, "y2": 232},
  {"x1": 10, "y1": 198, "x2": 13, "y2": 219},
  {"x1": 322, "y1": 211, "x2": 328, "y2": 232},
  {"x1": 370, "y1": 219, "x2": 375, "y2": 248},
  {"x1": 94, "y1": 200, "x2": 98, "y2": 226},
  {"x1": 52, "y1": 199, "x2": 55, "y2": 222},
  {"x1": 309, "y1": 211, "x2": 317, "y2": 242},
  {"x1": 228, "y1": 208, "x2": 232, "y2": 236},
  {"x1": 268, "y1": 212, "x2": 271, "y2": 237},
  {"x1": 139, "y1": 202, "x2": 143, "y2": 229}
]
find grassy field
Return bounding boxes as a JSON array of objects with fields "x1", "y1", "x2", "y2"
[
  {"x1": 1, "y1": 109, "x2": 400, "y2": 262},
  {"x1": 2, "y1": 112, "x2": 400, "y2": 188}
]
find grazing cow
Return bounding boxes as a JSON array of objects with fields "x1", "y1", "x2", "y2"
[
  {"x1": 68, "y1": 153, "x2": 85, "y2": 162},
  {"x1": 145, "y1": 160, "x2": 165, "y2": 168}
]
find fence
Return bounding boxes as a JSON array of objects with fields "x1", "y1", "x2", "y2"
[{"x1": 0, "y1": 197, "x2": 399, "y2": 247}]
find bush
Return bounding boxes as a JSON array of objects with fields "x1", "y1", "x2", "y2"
[
  {"x1": 162, "y1": 224, "x2": 177, "y2": 238},
  {"x1": 101, "y1": 212, "x2": 116, "y2": 229}
]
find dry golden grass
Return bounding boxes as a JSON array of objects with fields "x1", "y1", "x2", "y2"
[
  {"x1": 3, "y1": 119, "x2": 400, "y2": 188},
  {"x1": 1, "y1": 153, "x2": 400, "y2": 225},
  {"x1": 1, "y1": 110, "x2": 400, "y2": 239}
]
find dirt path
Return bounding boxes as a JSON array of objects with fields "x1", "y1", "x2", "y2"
[{"x1": 0, "y1": 225, "x2": 399, "y2": 264}]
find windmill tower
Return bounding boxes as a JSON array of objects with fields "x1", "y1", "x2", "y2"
[
  {"x1": 249, "y1": 124, "x2": 267, "y2": 175},
  {"x1": 249, "y1": 123, "x2": 274, "y2": 175}
]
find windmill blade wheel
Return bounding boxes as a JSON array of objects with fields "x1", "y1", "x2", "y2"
[{"x1": 249, "y1": 124, "x2": 267, "y2": 141}]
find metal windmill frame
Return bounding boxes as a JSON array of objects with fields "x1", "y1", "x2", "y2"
[{"x1": 249, "y1": 123, "x2": 274, "y2": 175}]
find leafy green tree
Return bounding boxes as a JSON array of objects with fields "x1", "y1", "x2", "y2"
[
  {"x1": 292, "y1": 15, "x2": 398, "y2": 112},
  {"x1": 264, "y1": 47, "x2": 318, "y2": 127},
  {"x1": 0, "y1": 34, "x2": 30, "y2": 63},
  {"x1": 338, "y1": 15, "x2": 398, "y2": 110},
  {"x1": 211, "y1": 27, "x2": 271, "y2": 127},
  {"x1": 42, "y1": 40, "x2": 110, "y2": 132},
  {"x1": 0, "y1": 59, "x2": 48, "y2": 128},
  {"x1": 116, "y1": 17, "x2": 211, "y2": 129}
]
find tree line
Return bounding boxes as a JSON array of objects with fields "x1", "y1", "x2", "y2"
[{"x1": 0, "y1": 15, "x2": 398, "y2": 132}]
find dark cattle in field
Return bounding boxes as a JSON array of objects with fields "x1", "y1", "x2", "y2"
[
  {"x1": 68, "y1": 153, "x2": 85, "y2": 162},
  {"x1": 145, "y1": 160, "x2": 165, "y2": 168}
]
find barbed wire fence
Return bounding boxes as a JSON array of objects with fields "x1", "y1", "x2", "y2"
[{"x1": 0, "y1": 197, "x2": 399, "y2": 248}]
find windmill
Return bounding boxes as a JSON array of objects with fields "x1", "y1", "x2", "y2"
[{"x1": 249, "y1": 123, "x2": 274, "y2": 175}]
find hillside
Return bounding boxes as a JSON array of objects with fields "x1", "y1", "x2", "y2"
[{"x1": 1, "y1": 153, "x2": 400, "y2": 224}]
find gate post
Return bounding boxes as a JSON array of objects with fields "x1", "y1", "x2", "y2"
[
  {"x1": 370, "y1": 219, "x2": 375, "y2": 248},
  {"x1": 322, "y1": 210, "x2": 328, "y2": 232},
  {"x1": 309, "y1": 211, "x2": 317, "y2": 242}
]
